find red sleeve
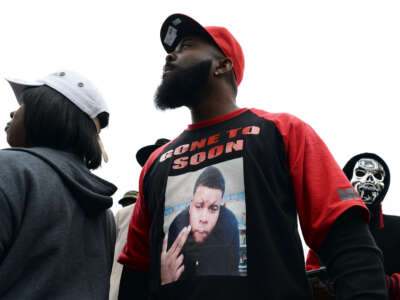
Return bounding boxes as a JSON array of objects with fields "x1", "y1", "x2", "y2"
[
  {"x1": 386, "y1": 274, "x2": 400, "y2": 300},
  {"x1": 118, "y1": 144, "x2": 169, "y2": 271},
  {"x1": 250, "y1": 109, "x2": 369, "y2": 251},
  {"x1": 305, "y1": 249, "x2": 321, "y2": 271}
]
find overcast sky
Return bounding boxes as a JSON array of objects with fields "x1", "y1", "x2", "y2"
[{"x1": 1, "y1": 1, "x2": 399, "y2": 252}]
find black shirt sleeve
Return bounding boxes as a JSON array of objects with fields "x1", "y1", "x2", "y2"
[{"x1": 318, "y1": 207, "x2": 388, "y2": 300}]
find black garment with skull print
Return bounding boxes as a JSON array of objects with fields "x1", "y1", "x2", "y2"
[{"x1": 343, "y1": 153, "x2": 400, "y2": 300}]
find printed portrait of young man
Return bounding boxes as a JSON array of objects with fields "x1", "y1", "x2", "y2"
[{"x1": 163, "y1": 158, "x2": 247, "y2": 281}]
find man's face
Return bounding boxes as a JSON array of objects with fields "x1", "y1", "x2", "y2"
[
  {"x1": 350, "y1": 158, "x2": 385, "y2": 205},
  {"x1": 189, "y1": 185, "x2": 222, "y2": 243},
  {"x1": 154, "y1": 36, "x2": 221, "y2": 110},
  {"x1": 5, "y1": 105, "x2": 28, "y2": 147}
]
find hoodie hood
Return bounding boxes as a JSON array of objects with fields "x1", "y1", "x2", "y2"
[
  {"x1": 343, "y1": 153, "x2": 390, "y2": 228},
  {"x1": 6, "y1": 147, "x2": 116, "y2": 214},
  {"x1": 343, "y1": 152, "x2": 390, "y2": 206}
]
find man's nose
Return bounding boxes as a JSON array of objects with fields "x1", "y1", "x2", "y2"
[
  {"x1": 10, "y1": 111, "x2": 15, "y2": 119},
  {"x1": 165, "y1": 51, "x2": 177, "y2": 63},
  {"x1": 199, "y1": 209, "x2": 208, "y2": 223}
]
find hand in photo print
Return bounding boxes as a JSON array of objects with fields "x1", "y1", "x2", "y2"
[{"x1": 161, "y1": 225, "x2": 191, "y2": 285}]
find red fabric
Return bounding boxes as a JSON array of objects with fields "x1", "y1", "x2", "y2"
[
  {"x1": 118, "y1": 143, "x2": 170, "y2": 271},
  {"x1": 205, "y1": 26, "x2": 245, "y2": 85},
  {"x1": 380, "y1": 204, "x2": 385, "y2": 229},
  {"x1": 305, "y1": 250, "x2": 321, "y2": 271},
  {"x1": 386, "y1": 274, "x2": 400, "y2": 300},
  {"x1": 250, "y1": 109, "x2": 369, "y2": 251}
]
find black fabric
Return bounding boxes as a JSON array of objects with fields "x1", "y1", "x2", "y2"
[
  {"x1": 393, "y1": 276, "x2": 399, "y2": 299},
  {"x1": 371, "y1": 214, "x2": 400, "y2": 276},
  {"x1": 119, "y1": 266, "x2": 149, "y2": 300},
  {"x1": 123, "y1": 109, "x2": 373, "y2": 300},
  {"x1": 318, "y1": 208, "x2": 388, "y2": 300},
  {"x1": 143, "y1": 110, "x2": 312, "y2": 299},
  {"x1": 154, "y1": 276, "x2": 250, "y2": 300}
]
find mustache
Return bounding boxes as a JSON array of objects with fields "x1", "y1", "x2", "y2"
[{"x1": 163, "y1": 62, "x2": 177, "y2": 74}]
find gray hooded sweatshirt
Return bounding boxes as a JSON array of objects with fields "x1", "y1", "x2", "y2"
[{"x1": 0, "y1": 147, "x2": 117, "y2": 299}]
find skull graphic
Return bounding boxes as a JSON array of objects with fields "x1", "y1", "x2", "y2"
[{"x1": 350, "y1": 158, "x2": 385, "y2": 205}]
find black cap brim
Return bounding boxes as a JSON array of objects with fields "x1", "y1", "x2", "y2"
[
  {"x1": 160, "y1": 13, "x2": 214, "y2": 53},
  {"x1": 136, "y1": 145, "x2": 159, "y2": 167},
  {"x1": 118, "y1": 197, "x2": 137, "y2": 205}
]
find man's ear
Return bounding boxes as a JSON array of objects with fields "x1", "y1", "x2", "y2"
[{"x1": 214, "y1": 58, "x2": 233, "y2": 76}]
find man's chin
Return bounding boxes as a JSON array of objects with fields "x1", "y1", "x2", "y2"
[
  {"x1": 193, "y1": 232, "x2": 208, "y2": 243},
  {"x1": 162, "y1": 70, "x2": 174, "y2": 80},
  {"x1": 154, "y1": 99, "x2": 184, "y2": 111},
  {"x1": 154, "y1": 60, "x2": 212, "y2": 110},
  {"x1": 154, "y1": 80, "x2": 186, "y2": 110}
]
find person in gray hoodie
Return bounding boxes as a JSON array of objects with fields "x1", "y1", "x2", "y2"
[{"x1": 0, "y1": 70, "x2": 117, "y2": 299}]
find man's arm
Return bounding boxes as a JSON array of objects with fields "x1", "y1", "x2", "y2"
[
  {"x1": 261, "y1": 114, "x2": 386, "y2": 298},
  {"x1": 318, "y1": 208, "x2": 388, "y2": 300}
]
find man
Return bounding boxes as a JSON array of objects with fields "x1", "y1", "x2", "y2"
[
  {"x1": 118, "y1": 14, "x2": 387, "y2": 300},
  {"x1": 110, "y1": 139, "x2": 170, "y2": 300},
  {"x1": 306, "y1": 153, "x2": 400, "y2": 300},
  {"x1": 165, "y1": 166, "x2": 239, "y2": 281}
]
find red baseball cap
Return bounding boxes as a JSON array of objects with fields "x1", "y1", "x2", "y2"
[{"x1": 160, "y1": 14, "x2": 245, "y2": 86}]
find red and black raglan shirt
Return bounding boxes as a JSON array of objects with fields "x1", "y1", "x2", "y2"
[{"x1": 119, "y1": 108, "x2": 369, "y2": 300}]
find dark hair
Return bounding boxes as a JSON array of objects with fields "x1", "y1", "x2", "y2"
[
  {"x1": 20, "y1": 85, "x2": 109, "y2": 170},
  {"x1": 193, "y1": 166, "x2": 225, "y2": 196}
]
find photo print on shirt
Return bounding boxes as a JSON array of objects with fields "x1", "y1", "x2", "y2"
[{"x1": 164, "y1": 157, "x2": 247, "y2": 279}]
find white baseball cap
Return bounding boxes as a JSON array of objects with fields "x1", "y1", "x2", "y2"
[
  {"x1": 6, "y1": 70, "x2": 108, "y2": 128},
  {"x1": 6, "y1": 70, "x2": 109, "y2": 161}
]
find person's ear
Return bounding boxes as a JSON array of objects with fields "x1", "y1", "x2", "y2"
[{"x1": 214, "y1": 58, "x2": 233, "y2": 76}]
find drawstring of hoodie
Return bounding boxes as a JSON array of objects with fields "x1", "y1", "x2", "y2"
[{"x1": 93, "y1": 117, "x2": 109, "y2": 163}]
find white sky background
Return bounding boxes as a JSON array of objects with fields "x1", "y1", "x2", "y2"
[{"x1": 0, "y1": 1, "x2": 399, "y2": 255}]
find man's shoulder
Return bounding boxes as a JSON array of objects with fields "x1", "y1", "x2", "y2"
[
  {"x1": 248, "y1": 108, "x2": 305, "y2": 130},
  {"x1": 249, "y1": 108, "x2": 302, "y2": 123},
  {"x1": 247, "y1": 108, "x2": 311, "y2": 142}
]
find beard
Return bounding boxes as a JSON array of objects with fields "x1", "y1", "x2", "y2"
[{"x1": 154, "y1": 60, "x2": 212, "y2": 110}]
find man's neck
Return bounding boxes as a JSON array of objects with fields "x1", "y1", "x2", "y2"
[{"x1": 189, "y1": 90, "x2": 239, "y2": 124}]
